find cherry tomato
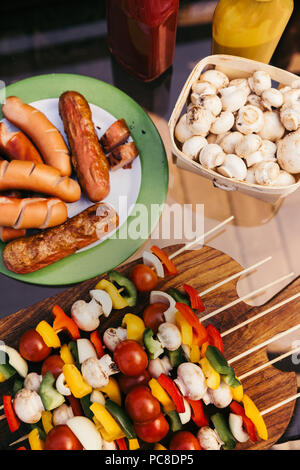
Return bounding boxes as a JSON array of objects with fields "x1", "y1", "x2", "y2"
[
  {"x1": 44, "y1": 425, "x2": 83, "y2": 450},
  {"x1": 125, "y1": 385, "x2": 161, "y2": 423},
  {"x1": 169, "y1": 431, "x2": 202, "y2": 450},
  {"x1": 143, "y1": 302, "x2": 168, "y2": 333},
  {"x1": 118, "y1": 370, "x2": 151, "y2": 395},
  {"x1": 134, "y1": 413, "x2": 169, "y2": 443},
  {"x1": 19, "y1": 329, "x2": 51, "y2": 362},
  {"x1": 114, "y1": 340, "x2": 148, "y2": 376},
  {"x1": 41, "y1": 355, "x2": 64, "y2": 379},
  {"x1": 130, "y1": 264, "x2": 158, "y2": 292}
]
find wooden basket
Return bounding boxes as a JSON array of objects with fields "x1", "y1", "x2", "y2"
[{"x1": 168, "y1": 55, "x2": 300, "y2": 204}]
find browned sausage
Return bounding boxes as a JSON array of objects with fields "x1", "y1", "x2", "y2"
[
  {"x1": 107, "y1": 142, "x2": 139, "y2": 171},
  {"x1": 59, "y1": 91, "x2": 110, "y2": 202},
  {"x1": 100, "y1": 119, "x2": 130, "y2": 153},
  {"x1": 2, "y1": 203, "x2": 118, "y2": 274}
]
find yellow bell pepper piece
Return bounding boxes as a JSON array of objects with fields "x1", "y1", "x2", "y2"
[
  {"x1": 242, "y1": 394, "x2": 268, "y2": 441},
  {"x1": 92, "y1": 416, "x2": 117, "y2": 442},
  {"x1": 62, "y1": 364, "x2": 92, "y2": 398},
  {"x1": 98, "y1": 377, "x2": 122, "y2": 406},
  {"x1": 42, "y1": 411, "x2": 53, "y2": 435},
  {"x1": 95, "y1": 279, "x2": 128, "y2": 309},
  {"x1": 28, "y1": 428, "x2": 44, "y2": 450},
  {"x1": 230, "y1": 378, "x2": 243, "y2": 402},
  {"x1": 90, "y1": 402, "x2": 125, "y2": 441},
  {"x1": 0, "y1": 372, "x2": 6, "y2": 383},
  {"x1": 154, "y1": 443, "x2": 167, "y2": 450},
  {"x1": 175, "y1": 311, "x2": 193, "y2": 345},
  {"x1": 190, "y1": 344, "x2": 201, "y2": 363},
  {"x1": 149, "y1": 378, "x2": 175, "y2": 413},
  {"x1": 36, "y1": 321, "x2": 61, "y2": 348},
  {"x1": 122, "y1": 313, "x2": 145, "y2": 344},
  {"x1": 60, "y1": 344, "x2": 74, "y2": 364},
  {"x1": 129, "y1": 438, "x2": 140, "y2": 450},
  {"x1": 199, "y1": 357, "x2": 220, "y2": 390}
]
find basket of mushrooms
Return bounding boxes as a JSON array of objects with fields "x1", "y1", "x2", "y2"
[{"x1": 169, "y1": 55, "x2": 300, "y2": 203}]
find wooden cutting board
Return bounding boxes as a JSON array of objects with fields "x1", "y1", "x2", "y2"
[{"x1": 0, "y1": 245, "x2": 299, "y2": 450}]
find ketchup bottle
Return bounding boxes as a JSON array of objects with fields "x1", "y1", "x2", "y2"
[{"x1": 106, "y1": 0, "x2": 179, "y2": 82}]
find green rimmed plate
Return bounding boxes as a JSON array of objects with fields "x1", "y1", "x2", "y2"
[{"x1": 0, "y1": 74, "x2": 168, "y2": 285}]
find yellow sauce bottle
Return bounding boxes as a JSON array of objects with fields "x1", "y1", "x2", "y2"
[{"x1": 212, "y1": 0, "x2": 294, "y2": 63}]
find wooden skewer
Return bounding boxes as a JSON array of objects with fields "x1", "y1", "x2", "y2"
[
  {"x1": 200, "y1": 272, "x2": 294, "y2": 323},
  {"x1": 221, "y1": 292, "x2": 300, "y2": 338},
  {"x1": 9, "y1": 433, "x2": 29, "y2": 447},
  {"x1": 228, "y1": 323, "x2": 300, "y2": 365},
  {"x1": 239, "y1": 345, "x2": 300, "y2": 380},
  {"x1": 199, "y1": 256, "x2": 272, "y2": 297},
  {"x1": 0, "y1": 414, "x2": 6, "y2": 421},
  {"x1": 261, "y1": 392, "x2": 300, "y2": 416},
  {"x1": 169, "y1": 216, "x2": 234, "y2": 260}
]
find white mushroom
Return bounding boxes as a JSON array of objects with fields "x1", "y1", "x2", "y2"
[
  {"x1": 208, "y1": 381, "x2": 232, "y2": 408},
  {"x1": 175, "y1": 114, "x2": 193, "y2": 143},
  {"x1": 236, "y1": 105, "x2": 264, "y2": 134},
  {"x1": 175, "y1": 363, "x2": 207, "y2": 400},
  {"x1": 235, "y1": 134, "x2": 262, "y2": 158},
  {"x1": 248, "y1": 70, "x2": 272, "y2": 96},
  {"x1": 200, "y1": 69, "x2": 229, "y2": 90},
  {"x1": 292, "y1": 79, "x2": 300, "y2": 89},
  {"x1": 229, "y1": 413, "x2": 249, "y2": 443},
  {"x1": 217, "y1": 154, "x2": 247, "y2": 180},
  {"x1": 53, "y1": 404, "x2": 74, "y2": 426},
  {"x1": 102, "y1": 439, "x2": 117, "y2": 450},
  {"x1": 77, "y1": 338, "x2": 97, "y2": 364},
  {"x1": 244, "y1": 150, "x2": 264, "y2": 167},
  {"x1": 102, "y1": 327, "x2": 127, "y2": 352},
  {"x1": 280, "y1": 103, "x2": 300, "y2": 131},
  {"x1": 219, "y1": 131, "x2": 244, "y2": 154},
  {"x1": 282, "y1": 88, "x2": 300, "y2": 107},
  {"x1": 206, "y1": 133, "x2": 217, "y2": 144},
  {"x1": 260, "y1": 139, "x2": 277, "y2": 161},
  {"x1": 182, "y1": 135, "x2": 208, "y2": 161},
  {"x1": 13, "y1": 388, "x2": 44, "y2": 424},
  {"x1": 81, "y1": 357, "x2": 109, "y2": 389},
  {"x1": 277, "y1": 130, "x2": 300, "y2": 173},
  {"x1": 190, "y1": 93, "x2": 222, "y2": 116},
  {"x1": 71, "y1": 298, "x2": 103, "y2": 332},
  {"x1": 247, "y1": 93, "x2": 263, "y2": 109},
  {"x1": 199, "y1": 144, "x2": 225, "y2": 169},
  {"x1": 210, "y1": 111, "x2": 235, "y2": 135},
  {"x1": 254, "y1": 161, "x2": 280, "y2": 185},
  {"x1": 98, "y1": 354, "x2": 119, "y2": 376},
  {"x1": 148, "y1": 356, "x2": 172, "y2": 379},
  {"x1": 229, "y1": 78, "x2": 251, "y2": 95},
  {"x1": 24, "y1": 372, "x2": 42, "y2": 393},
  {"x1": 89, "y1": 290, "x2": 113, "y2": 317},
  {"x1": 258, "y1": 111, "x2": 285, "y2": 141},
  {"x1": 191, "y1": 81, "x2": 217, "y2": 96},
  {"x1": 272, "y1": 170, "x2": 296, "y2": 186},
  {"x1": 186, "y1": 106, "x2": 214, "y2": 136},
  {"x1": 219, "y1": 86, "x2": 248, "y2": 112},
  {"x1": 197, "y1": 426, "x2": 223, "y2": 450},
  {"x1": 157, "y1": 322, "x2": 182, "y2": 351},
  {"x1": 261, "y1": 88, "x2": 283, "y2": 110},
  {"x1": 90, "y1": 390, "x2": 106, "y2": 405},
  {"x1": 245, "y1": 167, "x2": 257, "y2": 184}
]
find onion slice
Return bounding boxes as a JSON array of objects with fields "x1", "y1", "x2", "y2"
[
  {"x1": 143, "y1": 251, "x2": 165, "y2": 278},
  {"x1": 90, "y1": 289, "x2": 113, "y2": 317},
  {"x1": 67, "y1": 416, "x2": 102, "y2": 450},
  {"x1": 149, "y1": 291, "x2": 177, "y2": 323},
  {"x1": 229, "y1": 413, "x2": 249, "y2": 443},
  {"x1": 77, "y1": 338, "x2": 97, "y2": 364},
  {"x1": 56, "y1": 372, "x2": 71, "y2": 396},
  {"x1": 0, "y1": 344, "x2": 28, "y2": 378}
]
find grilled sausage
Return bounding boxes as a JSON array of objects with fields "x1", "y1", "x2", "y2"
[
  {"x1": 100, "y1": 119, "x2": 130, "y2": 153},
  {"x1": 2, "y1": 203, "x2": 118, "y2": 274},
  {"x1": 59, "y1": 91, "x2": 110, "y2": 202},
  {"x1": 107, "y1": 142, "x2": 139, "y2": 171}
]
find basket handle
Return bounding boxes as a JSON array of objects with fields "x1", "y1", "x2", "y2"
[{"x1": 213, "y1": 178, "x2": 237, "y2": 192}]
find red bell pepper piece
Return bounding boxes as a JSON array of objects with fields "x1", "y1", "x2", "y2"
[
  {"x1": 90, "y1": 330, "x2": 105, "y2": 358},
  {"x1": 187, "y1": 399, "x2": 209, "y2": 427},
  {"x1": 175, "y1": 302, "x2": 208, "y2": 346},
  {"x1": 183, "y1": 284, "x2": 205, "y2": 313},
  {"x1": 206, "y1": 324, "x2": 224, "y2": 354},
  {"x1": 116, "y1": 438, "x2": 127, "y2": 450},
  {"x1": 67, "y1": 394, "x2": 83, "y2": 416},
  {"x1": 230, "y1": 401, "x2": 258, "y2": 442},
  {"x1": 150, "y1": 246, "x2": 178, "y2": 276},
  {"x1": 157, "y1": 374, "x2": 185, "y2": 413},
  {"x1": 52, "y1": 304, "x2": 80, "y2": 340},
  {"x1": 16, "y1": 447, "x2": 27, "y2": 450},
  {"x1": 3, "y1": 395, "x2": 20, "y2": 433}
]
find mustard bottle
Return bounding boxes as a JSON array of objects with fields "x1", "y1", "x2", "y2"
[{"x1": 212, "y1": 0, "x2": 294, "y2": 63}]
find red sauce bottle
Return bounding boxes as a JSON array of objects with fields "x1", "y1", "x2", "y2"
[{"x1": 106, "y1": 0, "x2": 179, "y2": 82}]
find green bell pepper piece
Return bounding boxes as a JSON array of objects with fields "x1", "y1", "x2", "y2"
[
  {"x1": 167, "y1": 346, "x2": 186, "y2": 368},
  {"x1": 80, "y1": 394, "x2": 94, "y2": 420},
  {"x1": 205, "y1": 346, "x2": 241, "y2": 388},
  {"x1": 40, "y1": 372, "x2": 65, "y2": 411},
  {"x1": 108, "y1": 270, "x2": 137, "y2": 307},
  {"x1": 0, "y1": 352, "x2": 16, "y2": 381},
  {"x1": 167, "y1": 288, "x2": 190, "y2": 306},
  {"x1": 68, "y1": 341, "x2": 80, "y2": 368},
  {"x1": 105, "y1": 399, "x2": 136, "y2": 439},
  {"x1": 143, "y1": 328, "x2": 164, "y2": 360},
  {"x1": 211, "y1": 413, "x2": 236, "y2": 450},
  {"x1": 30, "y1": 423, "x2": 47, "y2": 441},
  {"x1": 12, "y1": 378, "x2": 23, "y2": 397},
  {"x1": 166, "y1": 410, "x2": 183, "y2": 432}
]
